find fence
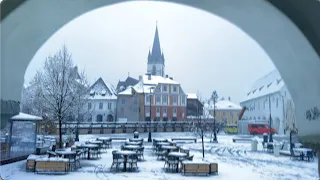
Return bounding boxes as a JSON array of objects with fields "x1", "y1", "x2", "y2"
[{"x1": 50, "y1": 120, "x2": 215, "y2": 135}]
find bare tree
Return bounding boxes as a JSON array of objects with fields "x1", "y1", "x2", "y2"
[{"x1": 30, "y1": 45, "x2": 88, "y2": 148}]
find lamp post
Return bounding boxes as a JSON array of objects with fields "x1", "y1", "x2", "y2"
[
  {"x1": 268, "y1": 95, "x2": 273, "y2": 142},
  {"x1": 148, "y1": 87, "x2": 154, "y2": 142},
  {"x1": 212, "y1": 91, "x2": 218, "y2": 142}
]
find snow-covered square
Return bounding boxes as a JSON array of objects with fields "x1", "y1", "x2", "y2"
[{"x1": 0, "y1": 132, "x2": 318, "y2": 180}]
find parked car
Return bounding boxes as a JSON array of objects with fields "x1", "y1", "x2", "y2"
[{"x1": 248, "y1": 123, "x2": 277, "y2": 135}]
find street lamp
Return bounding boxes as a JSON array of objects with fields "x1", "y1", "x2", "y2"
[
  {"x1": 212, "y1": 91, "x2": 218, "y2": 142},
  {"x1": 148, "y1": 87, "x2": 155, "y2": 142},
  {"x1": 268, "y1": 95, "x2": 273, "y2": 142}
]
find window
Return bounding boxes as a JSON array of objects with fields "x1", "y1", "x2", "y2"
[
  {"x1": 122, "y1": 98, "x2": 126, "y2": 104},
  {"x1": 156, "y1": 107, "x2": 160, "y2": 113},
  {"x1": 173, "y1": 86, "x2": 177, "y2": 92},
  {"x1": 162, "y1": 95, "x2": 167, "y2": 104},
  {"x1": 146, "y1": 95, "x2": 150, "y2": 103},
  {"x1": 163, "y1": 108, "x2": 167, "y2": 113},
  {"x1": 163, "y1": 85, "x2": 167, "y2": 92},
  {"x1": 99, "y1": 102, "x2": 103, "y2": 109},
  {"x1": 88, "y1": 103, "x2": 92, "y2": 110},
  {"x1": 223, "y1": 112, "x2": 225, "y2": 116},
  {"x1": 276, "y1": 98, "x2": 279, "y2": 108},
  {"x1": 108, "y1": 103, "x2": 111, "y2": 110},
  {"x1": 134, "y1": 98, "x2": 138, "y2": 105},
  {"x1": 156, "y1": 96, "x2": 161, "y2": 104},
  {"x1": 173, "y1": 108, "x2": 177, "y2": 113},
  {"x1": 230, "y1": 112, "x2": 233, "y2": 118},
  {"x1": 173, "y1": 96, "x2": 177, "y2": 104},
  {"x1": 145, "y1": 107, "x2": 150, "y2": 116},
  {"x1": 181, "y1": 96, "x2": 185, "y2": 104}
]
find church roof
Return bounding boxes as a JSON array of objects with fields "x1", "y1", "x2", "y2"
[{"x1": 148, "y1": 24, "x2": 164, "y2": 64}]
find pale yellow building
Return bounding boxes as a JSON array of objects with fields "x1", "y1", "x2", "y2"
[{"x1": 208, "y1": 100, "x2": 242, "y2": 125}]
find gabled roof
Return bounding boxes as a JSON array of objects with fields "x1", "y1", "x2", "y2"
[
  {"x1": 242, "y1": 69, "x2": 285, "y2": 102},
  {"x1": 116, "y1": 76, "x2": 139, "y2": 92},
  {"x1": 89, "y1": 78, "x2": 117, "y2": 100},
  {"x1": 207, "y1": 100, "x2": 242, "y2": 110}
]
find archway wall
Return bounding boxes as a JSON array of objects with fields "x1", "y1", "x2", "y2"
[{"x1": 1, "y1": 0, "x2": 320, "y2": 142}]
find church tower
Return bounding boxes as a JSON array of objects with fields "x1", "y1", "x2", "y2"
[{"x1": 147, "y1": 23, "x2": 165, "y2": 77}]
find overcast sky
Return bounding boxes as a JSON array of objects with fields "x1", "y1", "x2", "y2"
[{"x1": 24, "y1": 1, "x2": 275, "y2": 104}]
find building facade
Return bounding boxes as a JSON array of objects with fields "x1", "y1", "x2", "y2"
[
  {"x1": 117, "y1": 74, "x2": 188, "y2": 122},
  {"x1": 186, "y1": 94, "x2": 203, "y2": 117},
  {"x1": 208, "y1": 99, "x2": 242, "y2": 125},
  {"x1": 87, "y1": 78, "x2": 117, "y2": 122},
  {"x1": 239, "y1": 70, "x2": 296, "y2": 135}
]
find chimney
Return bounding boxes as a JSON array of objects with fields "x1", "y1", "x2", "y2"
[
  {"x1": 146, "y1": 73, "x2": 151, "y2": 80},
  {"x1": 169, "y1": 77, "x2": 173, "y2": 80},
  {"x1": 139, "y1": 75, "x2": 143, "y2": 82},
  {"x1": 228, "y1": 96, "x2": 231, "y2": 101},
  {"x1": 166, "y1": 74, "x2": 169, "y2": 78}
]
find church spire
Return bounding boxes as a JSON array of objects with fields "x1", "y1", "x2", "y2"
[{"x1": 151, "y1": 22, "x2": 162, "y2": 60}]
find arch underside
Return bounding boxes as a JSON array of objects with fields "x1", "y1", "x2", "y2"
[{"x1": 1, "y1": 0, "x2": 320, "y2": 144}]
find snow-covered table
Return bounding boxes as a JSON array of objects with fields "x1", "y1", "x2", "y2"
[
  {"x1": 115, "y1": 150, "x2": 137, "y2": 172},
  {"x1": 77, "y1": 144, "x2": 98, "y2": 159}
]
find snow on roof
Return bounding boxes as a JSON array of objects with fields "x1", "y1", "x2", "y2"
[
  {"x1": 118, "y1": 86, "x2": 133, "y2": 95},
  {"x1": 187, "y1": 93, "x2": 198, "y2": 99},
  {"x1": 11, "y1": 112, "x2": 42, "y2": 121},
  {"x1": 243, "y1": 69, "x2": 284, "y2": 102},
  {"x1": 142, "y1": 75, "x2": 179, "y2": 85},
  {"x1": 207, "y1": 100, "x2": 242, "y2": 110}
]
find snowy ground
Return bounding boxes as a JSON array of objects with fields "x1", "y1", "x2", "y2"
[{"x1": 0, "y1": 132, "x2": 318, "y2": 180}]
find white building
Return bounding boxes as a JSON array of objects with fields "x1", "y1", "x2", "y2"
[
  {"x1": 87, "y1": 78, "x2": 117, "y2": 122},
  {"x1": 240, "y1": 70, "x2": 296, "y2": 135}
]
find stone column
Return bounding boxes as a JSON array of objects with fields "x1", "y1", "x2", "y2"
[{"x1": 318, "y1": 151, "x2": 320, "y2": 180}]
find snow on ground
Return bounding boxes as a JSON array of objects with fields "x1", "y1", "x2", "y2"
[{"x1": 0, "y1": 132, "x2": 318, "y2": 180}]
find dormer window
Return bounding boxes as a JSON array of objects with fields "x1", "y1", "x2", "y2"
[
  {"x1": 101, "y1": 90, "x2": 106, "y2": 96},
  {"x1": 277, "y1": 78, "x2": 282, "y2": 85},
  {"x1": 267, "y1": 82, "x2": 272, "y2": 88},
  {"x1": 259, "y1": 86, "x2": 264, "y2": 91},
  {"x1": 90, "y1": 90, "x2": 95, "y2": 96},
  {"x1": 252, "y1": 89, "x2": 257, "y2": 94},
  {"x1": 247, "y1": 92, "x2": 251, "y2": 96}
]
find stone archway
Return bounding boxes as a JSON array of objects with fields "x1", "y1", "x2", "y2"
[
  {"x1": 107, "y1": 114, "x2": 114, "y2": 122},
  {"x1": 1, "y1": 0, "x2": 320, "y2": 146},
  {"x1": 96, "y1": 114, "x2": 103, "y2": 122}
]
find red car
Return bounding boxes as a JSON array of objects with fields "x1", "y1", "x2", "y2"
[{"x1": 248, "y1": 123, "x2": 277, "y2": 135}]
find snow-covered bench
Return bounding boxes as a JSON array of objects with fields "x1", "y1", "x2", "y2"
[
  {"x1": 171, "y1": 138, "x2": 197, "y2": 143},
  {"x1": 26, "y1": 154, "x2": 48, "y2": 172},
  {"x1": 232, "y1": 138, "x2": 252, "y2": 143},
  {"x1": 35, "y1": 157, "x2": 69, "y2": 174},
  {"x1": 182, "y1": 161, "x2": 214, "y2": 176},
  {"x1": 111, "y1": 137, "x2": 127, "y2": 141}
]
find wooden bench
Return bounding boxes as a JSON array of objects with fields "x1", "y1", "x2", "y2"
[
  {"x1": 232, "y1": 138, "x2": 252, "y2": 143},
  {"x1": 35, "y1": 158, "x2": 69, "y2": 174},
  {"x1": 182, "y1": 161, "x2": 210, "y2": 176},
  {"x1": 110, "y1": 137, "x2": 127, "y2": 141},
  {"x1": 171, "y1": 138, "x2": 197, "y2": 143},
  {"x1": 26, "y1": 154, "x2": 48, "y2": 172},
  {"x1": 209, "y1": 162, "x2": 218, "y2": 174}
]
